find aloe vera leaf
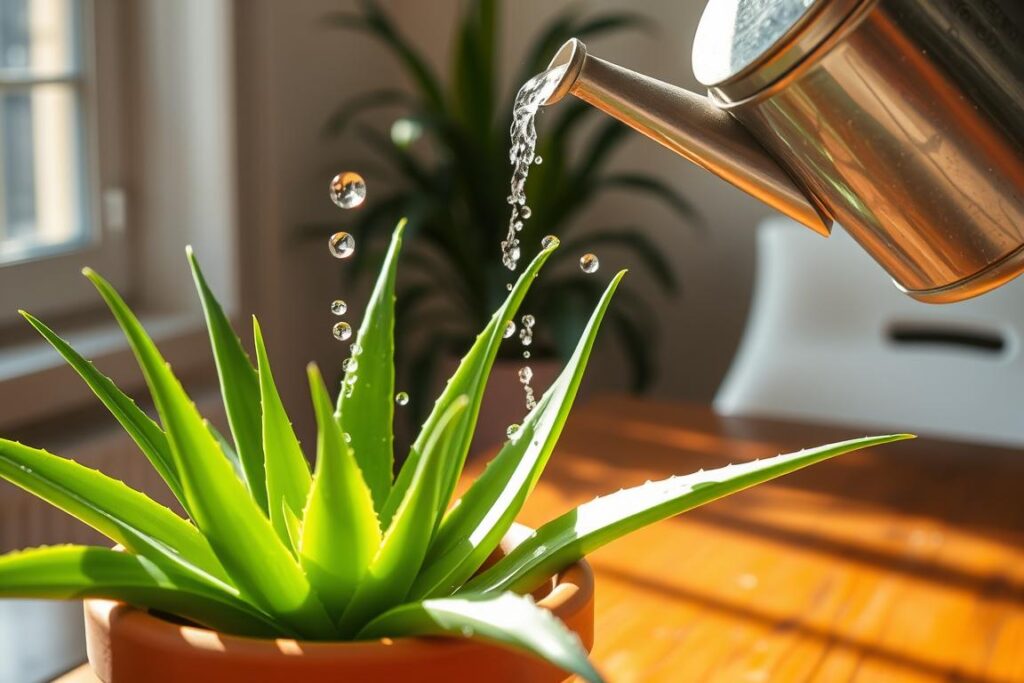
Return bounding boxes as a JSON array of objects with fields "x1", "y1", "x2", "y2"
[
  {"x1": 281, "y1": 499, "x2": 303, "y2": 553},
  {"x1": 358, "y1": 592, "x2": 604, "y2": 683},
  {"x1": 0, "y1": 438, "x2": 230, "y2": 588},
  {"x1": 382, "y1": 241, "x2": 559, "y2": 529},
  {"x1": 253, "y1": 318, "x2": 311, "y2": 552},
  {"x1": 336, "y1": 396, "x2": 468, "y2": 637},
  {"x1": 207, "y1": 421, "x2": 245, "y2": 482},
  {"x1": 0, "y1": 545, "x2": 283, "y2": 638},
  {"x1": 335, "y1": 219, "x2": 406, "y2": 512},
  {"x1": 411, "y1": 272, "x2": 625, "y2": 599},
  {"x1": 466, "y1": 434, "x2": 915, "y2": 594},
  {"x1": 300, "y1": 364, "x2": 382, "y2": 618},
  {"x1": 187, "y1": 247, "x2": 268, "y2": 512},
  {"x1": 18, "y1": 311, "x2": 185, "y2": 507},
  {"x1": 84, "y1": 268, "x2": 335, "y2": 639}
]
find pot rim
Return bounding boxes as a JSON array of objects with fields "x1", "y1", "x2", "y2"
[{"x1": 84, "y1": 558, "x2": 593, "y2": 660}]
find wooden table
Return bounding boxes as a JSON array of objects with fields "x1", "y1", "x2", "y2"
[{"x1": 59, "y1": 396, "x2": 1024, "y2": 682}]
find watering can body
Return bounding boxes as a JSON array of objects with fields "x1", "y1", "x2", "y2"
[{"x1": 545, "y1": 0, "x2": 1024, "y2": 303}]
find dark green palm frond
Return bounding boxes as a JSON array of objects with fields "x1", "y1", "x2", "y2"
[{"x1": 324, "y1": 0, "x2": 445, "y2": 112}]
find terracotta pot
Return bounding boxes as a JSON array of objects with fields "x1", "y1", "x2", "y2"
[{"x1": 84, "y1": 529, "x2": 595, "y2": 683}]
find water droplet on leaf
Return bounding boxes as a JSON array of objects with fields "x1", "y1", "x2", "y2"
[
  {"x1": 506, "y1": 423, "x2": 520, "y2": 439},
  {"x1": 503, "y1": 321, "x2": 516, "y2": 338},
  {"x1": 329, "y1": 231, "x2": 356, "y2": 259},
  {"x1": 329, "y1": 172, "x2": 366, "y2": 209},
  {"x1": 541, "y1": 235, "x2": 559, "y2": 249}
]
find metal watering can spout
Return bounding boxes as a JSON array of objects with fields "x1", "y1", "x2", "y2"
[
  {"x1": 541, "y1": 38, "x2": 832, "y2": 237},
  {"x1": 541, "y1": 0, "x2": 1024, "y2": 305}
]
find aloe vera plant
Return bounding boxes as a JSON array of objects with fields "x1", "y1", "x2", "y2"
[{"x1": 0, "y1": 221, "x2": 911, "y2": 682}]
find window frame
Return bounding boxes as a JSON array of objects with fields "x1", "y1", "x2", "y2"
[{"x1": 0, "y1": 0, "x2": 129, "y2": 327}]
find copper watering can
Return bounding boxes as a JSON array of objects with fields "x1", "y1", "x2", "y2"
[{"x1": 542, "y1": 0, "x2": 1024, "y2": 303}]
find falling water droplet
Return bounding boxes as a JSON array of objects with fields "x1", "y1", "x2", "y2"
[
  {"x1": 521, "y1": 206, "x2": 532, "y2": 219},
  {"x1": 330, "y1": 299, "x2": 347, "y2": 316},
  {"x1": 506, "y1": 283, "x2": 513, "y2": 291},
  {"x1": 519, "y1": 366, "x2": 533, "y2": 383},
  {"x1": 533, "y1": 155, "x2": 543, "y2": 165},
  {"x1": 390, "y1": 118, "x2": 422, "y2": 148},
  {"x1": 521, "y1": 314, "x2": 535, "y2": 328},
  {"x1": 579, "y1": 253, "x2": 599, "y2": 273},
  {"x1": 329, "y1": 232, "x2": 356, "y2": 259},
  {"x1": 395, "y1": 391, "x2": 409, "y2": 406},
  {"x1": 523, "y1": 350, "x2": 531, "y2": 359},
  {"x1": 332, "y1": 321, "x2": 352, "y2": 341},
  {"x1": 329, "y1": 172, "x2": 367, "y2": 209},
  {"x1": 518, "y1": 328, "x2": 533, "y2": 346},
  {"x1": 503, "y1": 321, "x2": 516, "y2": 338},
  {"x1": 541, "y1": 235, "x2": 559, "y2": 249},
  {"x1": 506, "y1": 423, "x2": 520, "y2": 439}
]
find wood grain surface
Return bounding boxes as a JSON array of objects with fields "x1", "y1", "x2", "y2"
[{"x1": 58, "y1": 396, "x2": 1024, "y2": 682}]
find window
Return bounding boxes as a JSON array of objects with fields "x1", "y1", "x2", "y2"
[
  {"x1": 0, "y1": 0, "x2": 87, "y2": 262},
  {"x1": 0, "y1": 0, "x2": 127, "y2": 327}
]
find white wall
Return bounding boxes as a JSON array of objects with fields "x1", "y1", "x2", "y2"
[{"x1": 235, "y1": 0, "x2": 780, "y2": 427}]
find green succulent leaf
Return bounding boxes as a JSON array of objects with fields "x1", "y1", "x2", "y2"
[
  {"x1": 466, "y1": 434, "x2": 916, "y2": 594},
  {"x1": 84, "y1": 268, "x2": 334, "y2": 639},
  {"x1": 18, "y1": 311, "x2": 185, "y2": 508},
  {"x1": 0, "y1": 545, "x2": 281, "y2": 638},
  {"x1": 187, "y1": 247, "x2": 267, "y2": 512},
  {"x1": 382, "y1": 240, "x2": 558, "y2": 531},
  {"x1": 253, "y1": 318, "x2": 312, "y2": 553},
  {"x1": 412, "y1": 271, "x2": 626, "y2": 599},
  {"x1": 358, "y1": 592, "x2": 604, "y2": 683},
  {"x1": 301, "y1": 364, "x2": 381, "y2": 619},
  {"x1": 337, "y1": 396, "x2": 468, "y2": 637},
  {"x1": 0, "y1": 438, "x2": 230, "y2": 589},
  {"x1": 336, "y1": 219, "x2": 406, "y2": 512}
]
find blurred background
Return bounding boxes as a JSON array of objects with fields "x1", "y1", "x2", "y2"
[{"x1": 0, "y1": 0, "x2": 778, "y2": 447}]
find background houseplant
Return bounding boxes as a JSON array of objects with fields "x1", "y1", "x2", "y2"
[
  {"x1": 319, "y1": 0, "x2": 699, "y2": 418},
  {"x1": 0, "y1": 222, "x2": 909, "y2": 682}
]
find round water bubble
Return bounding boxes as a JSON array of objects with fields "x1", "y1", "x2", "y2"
[
  {"x1": 533, "y1": 155, "x2": 543, "y2": 165},
  {"x1": 329, "y1": 231, "x2": 356, "y2": 259},
  {"x1": 506, "y1": 283, "x2": 513, "y2": 291},
  {"x1": 518, "y1": 366, "x2": 533, "y2": 383},
  {"x1": 330, "y1": 299, "x2": 347, "y2": 316},
  {"x1": 503, "y1": 321, "x2": 516, "y2": 338},
  {"x1": 579, "y1": 253, "x2": 600, "y2": 274},
  {"x1": 520, "y1": 206, "x2": 532, "y2": 220},
  {"x1": 521, "y1": 314, "x2": 535, "y2": 328},
  {"x1": 390, "y1": 118, "x2": 422, "y2": 148},
  {"x1": 523, "y1": 350, "x2": 531, "y2": 359},
  {"x1": 329, "y1": 172, "x2": 367, "y2": 209},
  {"x1": 395, "y1": 391, "x2": 409, "y2": 406},
  {"x1": 541, "y1": 235, "x2": 559, "y2": 249},
  {"x1": 332, "y1": 321, "x2": 353, "y2": 341},
  {"x1": 506, "y1": 423, "x2": 520, "y2": 439}
]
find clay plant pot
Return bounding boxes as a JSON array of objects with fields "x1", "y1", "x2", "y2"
[{"x1": 83, "y1": 528, "x2": 595, "y2": 683}]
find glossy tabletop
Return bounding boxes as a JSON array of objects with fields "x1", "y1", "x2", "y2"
[{"x1": 60, "y1": 396, "x2": 1024, "y2": 682}]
